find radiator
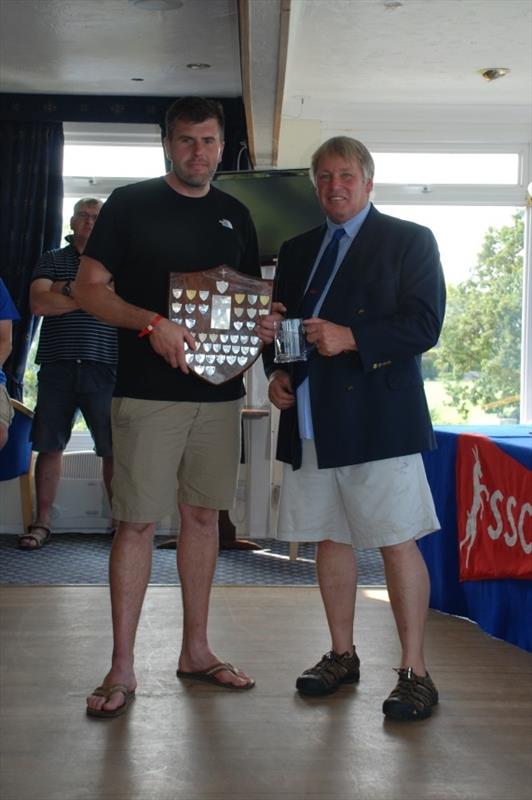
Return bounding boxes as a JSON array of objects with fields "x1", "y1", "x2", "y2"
[
  {"x1": 57, "y1": 451, "x2": 178, "y2": 533},
  {"x1": 62, "y1": 450, "x2": 102, "y2": 479},
  {"x1": 53, "y1": 450, "x2": 108, "y2": 531}
]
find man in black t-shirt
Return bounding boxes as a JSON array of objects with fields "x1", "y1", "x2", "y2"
[{"x1": 77, "y1": 97, "x2": 259, "y2": 718}]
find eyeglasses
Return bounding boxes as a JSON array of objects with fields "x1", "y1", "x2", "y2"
[{"x1": 75, "y1": 211, "x2": 99, "y2": 221}]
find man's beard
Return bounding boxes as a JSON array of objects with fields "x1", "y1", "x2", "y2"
[{"x1": 173, "y1": 162, "x2": 217, "y2": 188}]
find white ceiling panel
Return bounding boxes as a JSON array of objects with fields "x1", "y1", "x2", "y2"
[
  {"x1": 283, "y1": 0, "x2": 531, "y2": 114},
  {"x1": 0, "y1": 0, "x2": 242, "y2": 96}
]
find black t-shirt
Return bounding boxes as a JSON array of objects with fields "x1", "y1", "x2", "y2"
[{"x1": 84, "y1": 177, "x2": 261, "y2": 402}]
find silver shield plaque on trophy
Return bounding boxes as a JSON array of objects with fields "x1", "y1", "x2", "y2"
[{"x1": 168, "y1": 265, "x2": 273, "y2": 385}]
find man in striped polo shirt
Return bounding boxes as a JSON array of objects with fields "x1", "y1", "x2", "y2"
[{"x1": 18, "y1": 198, "x2": 118, "y2": 550}]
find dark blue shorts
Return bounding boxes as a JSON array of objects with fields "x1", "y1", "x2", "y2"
[{"x1": 31, "y1": 360, "x2": 116, "y2": 457}]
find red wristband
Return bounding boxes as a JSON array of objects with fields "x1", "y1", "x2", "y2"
[{"x1": 138, "y1": 314, "x2": 162, "y2": 338}]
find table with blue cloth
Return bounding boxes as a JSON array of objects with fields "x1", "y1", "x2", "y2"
[{"x1": 420, "y1": 425, "x2": 532, "y2": 653}]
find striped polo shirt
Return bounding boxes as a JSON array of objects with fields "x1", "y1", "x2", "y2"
[{"x1": 32, "y1": 237, "x2": 117, "y2": 365}]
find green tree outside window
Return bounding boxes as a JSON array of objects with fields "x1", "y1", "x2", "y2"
[{"x1": 434, "y1": 211, "x2": 524, "y2": 421}]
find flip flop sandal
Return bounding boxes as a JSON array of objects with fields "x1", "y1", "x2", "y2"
[
  {"x1": 86, "y1": 684, "x2": 136, "y2": 719},
  {"x1": 17, "y1": 525, "x2": 52, "y2": 550},
  {"x1": 176, "y1": 661, "x2": 256, "y2": 690}
]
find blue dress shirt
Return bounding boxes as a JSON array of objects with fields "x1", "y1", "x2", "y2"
[{"x1": 297, "y1": 202, "x2": 372, "y2": 440}]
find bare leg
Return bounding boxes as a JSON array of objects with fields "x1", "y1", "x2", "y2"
[
  {"x1": 176, "y1": 503, "x2": 253, "y2": 687},
  {"x1": 316, "y1": 539, "x2": 358, "y2": 655},
  {"x1": 101, "y1": 455, "x2": 113, "y2": 504},
  {"x1": 18, "y1": 451, "x2": 62, "y2": 547},
  {"x1": 86, "y1": 521, "x2": 155, "y2": 713},
  {"x1": 34, "y1": 451, "x2": 63, "y2": 524},
  {"x1": 380, "y1": 539, "x2": 430, "y2": 675},
  {"x1": 101, "y1": 455, "x2": 117, "y2": 531}
]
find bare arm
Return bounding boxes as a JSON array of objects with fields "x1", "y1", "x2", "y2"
[
  {"x1": 75, "y1": 256, "x2": 150, "y2": 329},
  {"x1": 75, "y1": 256, "x2": 196, "y2": 372},
  {"x1": 30, "y1": 277, "x2": 80, "y2": 316},
  {"x1": 0, "y1": 319, "x2": 12, "y2": 367}
]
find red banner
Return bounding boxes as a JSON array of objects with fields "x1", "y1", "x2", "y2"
[{"x1": 457, "y1": 434, "x2": 532, "y2": 580}]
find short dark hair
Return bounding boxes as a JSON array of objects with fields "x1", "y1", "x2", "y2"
[
  {"x1": 165, "y1": 97, "x2": 225, "y2": 140},
  {"x1": 311, "y1": 137, "x2": 375, "y2": 184}
]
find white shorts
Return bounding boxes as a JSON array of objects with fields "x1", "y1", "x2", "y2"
[{"x1": 276, "y1": 440, "x2": 440, "y2": 550}]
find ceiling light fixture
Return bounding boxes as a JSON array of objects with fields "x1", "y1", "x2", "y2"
[
  {"x1": 480, "y1": 67, "x2": 511, "y2": 82},
  {"x1": 186, "y1": 63, "x2": 211, "y2": 70},
  {"x1": 128, "y1": 0, "x2": 184, "y2": 10}
]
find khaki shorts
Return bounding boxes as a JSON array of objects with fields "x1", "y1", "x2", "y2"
[
  {"x1": 277, "y1": 440, "x2": 440, "y2": 549},
  {"x1": 111, "y1": 397, "x2": 243, "y2": 523},
  {"x1": 0, "y1": 384, "x2": 14, "y2": 429}
]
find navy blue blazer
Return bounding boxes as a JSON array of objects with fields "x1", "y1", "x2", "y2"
[{"x1": 264, "y1": 205, "x2": 446, "y2": 470}]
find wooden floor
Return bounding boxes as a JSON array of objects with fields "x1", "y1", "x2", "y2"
[{"x1": 1, "y1": 585, "x2": 531, "y2": 800}]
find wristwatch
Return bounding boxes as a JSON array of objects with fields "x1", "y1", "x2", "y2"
[{"x1": 61, "y1": 280, "x2": 72, "y2": 297}]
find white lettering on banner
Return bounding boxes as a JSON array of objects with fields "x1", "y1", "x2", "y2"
[
  {"x1": 520, "y1": 505, "x2": 532, "y2": 553},
  {"x1": 488, "y1": 491, "x2": 532, "y2": 553},
  {"x1": 459, "y1": 445, "x2": 532, "y2": 567}
]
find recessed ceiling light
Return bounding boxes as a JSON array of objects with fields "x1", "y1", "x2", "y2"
[
  {"x1": 129, "y1": 0, "x2": 184, "y2": 10},
  {"x1": 131, "y1": 77, "x2": 145, "y2": 82},
  {"x1": 186, "y1": 63, "x2": 211, "y2": 70},
  {"x1": 480, "y1": 67, "x2": 511, "y2": 82}
]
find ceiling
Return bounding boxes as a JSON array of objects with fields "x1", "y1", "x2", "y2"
[{"x1": 0, "y1": 0, "x2": 530, "y2": 166}]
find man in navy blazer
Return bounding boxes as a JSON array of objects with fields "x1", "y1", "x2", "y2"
[{"x1": 260, "y1": 136, "x2": 446, "y2": 721}]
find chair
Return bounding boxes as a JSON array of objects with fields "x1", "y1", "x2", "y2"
[{"x1": 0, "y1": 398, "x2": 34, "y2": 531}]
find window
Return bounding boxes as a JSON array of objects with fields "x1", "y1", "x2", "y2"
[
  {"x1": 370, "y1": 144, "x2": 532, "y2": 423},
  {"x1": 370, "y1": 145, "x2": 529, "y2": 424},
  {"x1": 63, "y1": 144, "x2": 165, "y2": 180},
  {"x1": 25, "y1": 124, "x2": 166, "y2": 434},
  {"x1": 25, "y1": 136, "x2": 531, "y2": 427},
  {"x1": 374, "y1": 152, "x2": 520, "y2": 185},
  {"x1": 62, "y1": 121, "x2": 165, "y2": 209},
  {"x1": 378, "y1": 204, "x2": 524, "y2": 425}
]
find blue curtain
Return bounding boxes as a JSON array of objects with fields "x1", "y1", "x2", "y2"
[
  {"x1": 0, "y1": 93, "x2": 251, "y2": 171},
  {"x1": 0, "y1": 120, "x2": 64, "y2": 400}
]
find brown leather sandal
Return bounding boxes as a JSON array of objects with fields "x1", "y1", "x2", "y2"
[
  {"x1": 86, "y1": 684, "x2": 136, "y2": 719},
  {"x1": 17, "y1": 525, "x2": 52, "y2": 550},
  {"x1": 176, "y1": 661, "x2": 255, "y2": 690}
]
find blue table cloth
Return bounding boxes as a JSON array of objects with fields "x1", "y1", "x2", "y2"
[{"x1": 420, "y1": 425, "x2": 532, "y2": 652}]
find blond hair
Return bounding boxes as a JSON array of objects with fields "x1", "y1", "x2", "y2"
[{"x1": 311, "y1": 137, "x2": 375, "y2": 185}]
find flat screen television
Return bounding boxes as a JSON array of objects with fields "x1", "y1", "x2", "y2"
[{"x1": 213, "y1": 169, "x2": 323, "y2": 265}]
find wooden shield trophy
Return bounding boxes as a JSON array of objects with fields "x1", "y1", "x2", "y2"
[{"x1": 168, "y1": 265, "x2": 273, "y2": 385}]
